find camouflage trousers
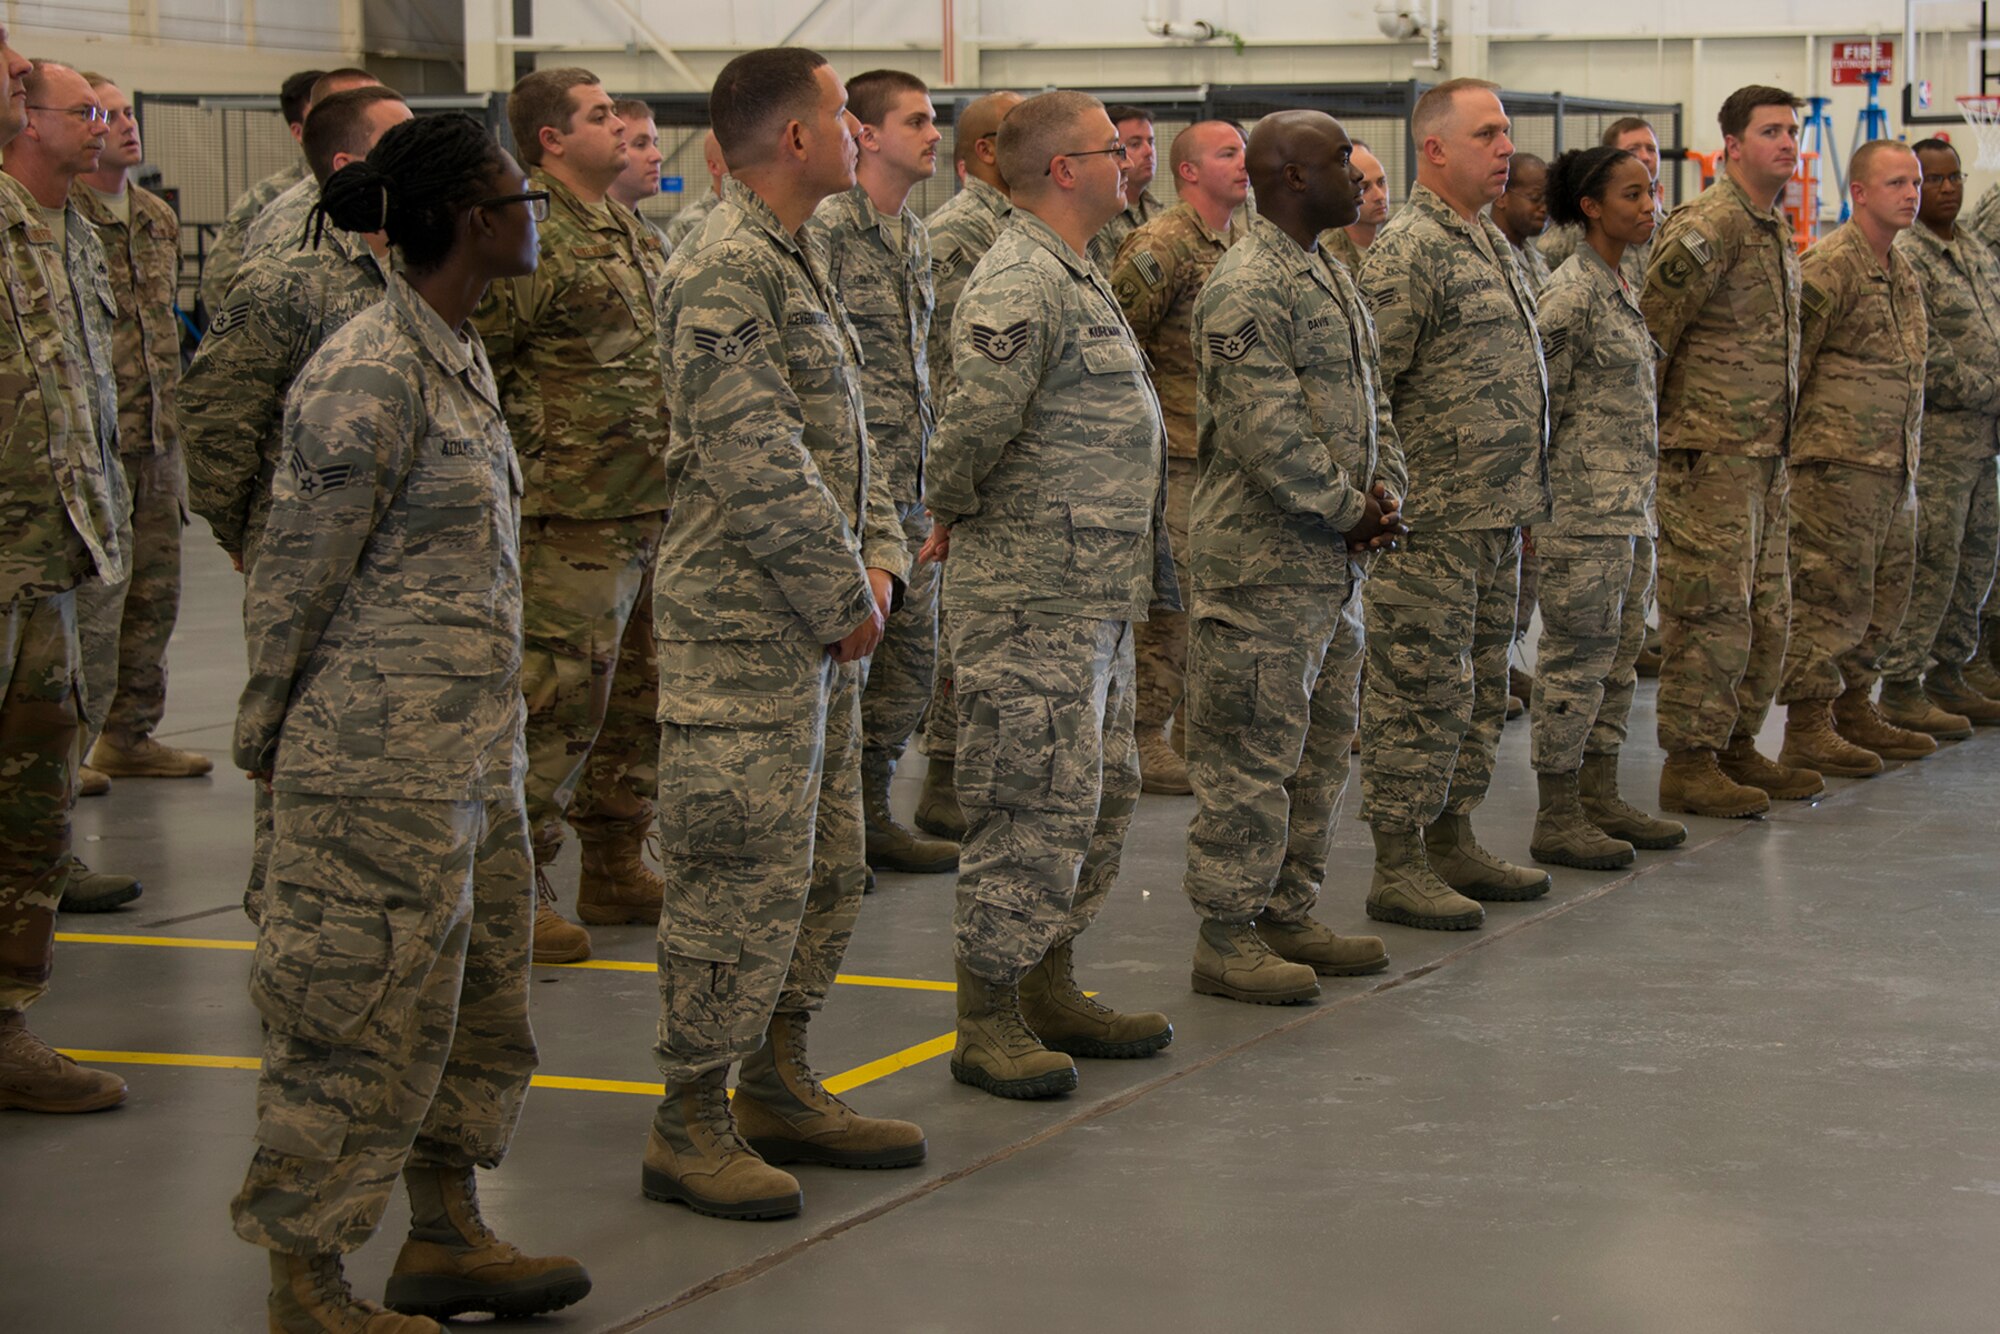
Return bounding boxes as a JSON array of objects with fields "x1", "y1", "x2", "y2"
[
  {"x1": 950, "y1": 611, "x2": 1138, "y2": 985},
  {"x1": 1529, "y1": 533, "x2": 1653, "y2": 773},
  {"x1": 1514, "y1": 532, "x2": 1540, "y2": 643},
  {"x1": 232, "y1": 789, "x2": 538, "y2": 1254},
  {"x1": 860, "y1": 501, "x2": 939, "y2": 763},
  {"x1": 76, "y1": 450, "x2": 186, "y2": 745},
  {"x1": 0, "y1": 591, "x2": 80, "y2": 1012},
  {"x1": 1183, "y1": 582, "x2": 1363, "y2": 924},
  {"x1": 520, "y1": 512, "x2": 663, "y2": 863},
  {"x1": 1880, "y1": 449, "x2": 1999, "y2": 681},
  {"x1": 1778, "y1": 463, "x2": 1915, "y2": 703},
  {"x1": 1133, "y1": 456, "x2": 1194, "y2": 732},
  {"x1": 652, "y1": 639, "x2": 864, "y2": 1087},
  {"x1": 1360, "y1": 527, "x2": 1520, "y2": 832},
  {"x1": 1655, "y1": 451, "x2": 1790, "y2": 753}
]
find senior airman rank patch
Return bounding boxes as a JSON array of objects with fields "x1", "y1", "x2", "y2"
[
  {"x1": 692, "y1": 318, "x2": 762, "y2": 363},
  {"x1": 970, "y1": 319, "x2": 1031, "y2": 363},
  {"x1": 1205, "y1": 319, "x2": 1261, "y2": 363},
  {"x1": 284, "y1": 448, "x2": 360, "y2": 498}
]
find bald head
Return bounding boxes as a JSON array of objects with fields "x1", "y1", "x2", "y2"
[
  {"x1": 1246, "y1": 111, "x2": 1340, "y2": 197},
  {"x1": 1170, "y1": 121, "x2": 1239, "y2": 182},
  {"x1": 1246, "y1": 110, "x2": 1360, "y2": 238},
  {"x1": 955, "y1": 90, "x2": 1022, "y2": 164}
]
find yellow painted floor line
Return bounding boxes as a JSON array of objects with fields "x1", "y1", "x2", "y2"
[
  {"x1": 57, "y1": 932, "x2": 956, "y2": 992},
  {"x1": 54, "y1": 1030, "x2": 961, "y2": 1099}
]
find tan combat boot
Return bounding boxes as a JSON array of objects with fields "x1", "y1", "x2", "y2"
[
  {"x1": 1961, "y1": 652, "x2": 2000, "y2": 701},
  {"x1": 1658, "y1": 749, "x2": 1768, "y2": 819},
  {"x1": 1254, "y1": 912, "x2": 1388, "y2": 976},
  {"x1": 734, "y1": 1010, "x2": 928, "y2": 1168},
  {"x1": 1879, "y1": 676, "x2": 1973, "y2": 739},
  {"x1": 1718, "y1": 735, "x2": 1823, "y2": 800},
  {"x1": 1924, "y1": 664, "x2": 2000, "y2": 725},
  {"x1": 1530, "y1": 770, "x2": 1636, "y2": 870},
  {"x1": 87, "y1": 731, "x2": 214, "y2": 778},
  {"x1": 1779, "y1": 699, "x2": 1883, "y2": 778},
  {"x1": 58, "y1": 858, "x2": 142, "y2": 913},
  {"x1": 861, "y1": 749, "x2": 959, "y2": 874},
  {"x1": 642, "y1": 1068, "x2": 802, "y2": 1219},
  {"x1": 384, "y1": 1165, "x2": 591, "y2": 1320},
  {"x1": 1019, "y1": 939, "x2": 1173, "y2": 1058},
  {"x1": 1364, "y1": 827, "x2": 1484, "y2": 931},
  {"x1": 1578, "y1": 752, "x2": 1686, "y2": 849},
  {"x1": 1831, "y1": 688, "x2": 1935, "y2": 761},
  {"x1": 575, "y1": 816, "x2": 664, "y2": 925},
  {"x1": 1138, "y1": 723, "x2": 1192, "y2": 795},
  {"x1": 1425, "y1": 811, "x2": 1551, "y2": 900},
  {"x1": 268, "y1": 1252, "x2": 440, "y2": 1334},
  {"x1": 77, "y1": 764, "x2": 110, "y2": 796},
  {"x1": 529, "y1": 867, "x2": 590, "y2": 965},
  {"x1": 0, "y1": 1011, "x2": 126, "y2": 1112},
  {"x1": 913, "y1": 755, "x2": 967, "y2": 840},
  {"x1": 951, "y1": 962, "x2": 1079, "y2": 1099},
  {"x1": 1191, "y1": 921, "x2": 1321, "y2": 1003}
]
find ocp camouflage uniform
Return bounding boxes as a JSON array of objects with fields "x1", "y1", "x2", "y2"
[
  {"x1": 1088, "y1": 188, "x2": 1163, "y2": 274},
  {"x1": 1530, "y1": 245, "x2": 1660, "y2": 773},
  {"x1": 1358, "y1": 183, "x2": 1550, "y2": 831},
  {"x1": 229, "y1": 271, "x2": 536, "y2": 1256},
  {"x1": 1775, "y1": 222, "x2": 1925, "y2": 703},
  {"x1": 653, "y1": 177, "x2": 907, "y2": 1082},
  {"x1": 1182, "y1": 214, "x2": 1405, "y2": 923},
  {"x1": 1112, "y1": 201, "x2": 1239, "y2": 744},
  {"x1": 243, "y1": 174, "x2": 319, "y2": 263},
  {"x1": 809, "y1": 184, "x2": 938, "y2": 765},
  {"x1": 1318, "y1": 226, "x2": 1366, "y2": 277},
  {"x1": 920, "y1": 177, "x2": 1012, "y2": 765},
  {"x1": 1640, "y1": 174, "x2": 1801, "y2": 752},
  {"x1": 663, "y1": 192, "x2": 717, "y2": 251},
  {"x1": 1883, "y1": 218, "x2": 2000, "y2": 683},
  {"x1": 180, "y1": 223, "x2": 388, "y2": 917},
  {"x1": 198, "y1": 160, "x2": 305, "y2": 316},
  {"x1": 0, "y1": 172, "x2": 128, "y2": 1015},
  {"x1": 929, "y1": 209, "x2": 1176, "y2": 983},
  {"x1": 74, "y1": 181, "x2": 188, "y2": 749},
  {"x1": 474, "y1": 169, "x2": 670, "y2": 869}
]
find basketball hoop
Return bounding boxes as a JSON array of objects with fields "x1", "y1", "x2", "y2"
[{"x1": 1957, "y1": 95, "x2": 2000, "y2": 168}]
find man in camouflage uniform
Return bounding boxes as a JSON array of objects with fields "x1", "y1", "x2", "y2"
[
  {"x1": 1088, "y1": 104, "x2": 1164, "y2": 271},
  {"x1": 663, "y1": 129, "x2": 726, "y2": 250},
  {"x1": 929, "y1": 89, "x2": 1178, "y2": 1099},
  {"x1": 7, "y1": 61, "x2": 142, "y2": 912},
  {"x1": 1319, "y1": 138, "x2": 1389, "y2": 276},
  {"x1": 1776, "y1": 143, "x2": 1933, "y2": 778},
  {"x1": 75, "y1": 73, "x2": 209, "y2": 788},
  {"x1": 1358, "y1": 78, "x2": 1552, "y2": 930},
  {"x1": 609, "y1": 98, "x2": 671, "y2": 249},
  {"x1": 1495, "y1": 151, "x2": 1553, "y2": 295},
  {"x1": 197, "y1": 67, "x2": 319, "y2": 317},
  {"x1": 231, "y1": 223, "x2": 586, "y2": 1328},
  {"x1": 1642, "y1": 86, "x2": 1815, "y2": 816},
  {"x1": 909, "y1": 88, "x2": 1021, "y2": 843},
  {"x1": 645, "y1": 48, "x2": 925, "y2": 1222},
  {"x1": 243, "y1": 69, "x2": 388, "y2": 265},
  {"x1": 1885, "y1": 141, "x2": 2000, "y2": 730},
  {"x1": 1961, "y1": 182, "x2": 2000, "y2": 686},
  {"x1": 182, "y1": 91, "x2": 403, "y2": 922},
  {"x1": 474, "y1": 68, "x2": 671, "y2": 963},
  {"x1": 0, "y1": 28, "x2": 131, "y2": 1113},
  {"x1": 809, "y1": 70, "x2": 958, "y2": 876},
  {"x1": 1183, "y1": 111, "x2": 1403, "y2": 1005},
  {"x1": 1111, "y1": 119, "x2": 1247, "y2": 796}
]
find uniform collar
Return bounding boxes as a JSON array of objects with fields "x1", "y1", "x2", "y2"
[
  {"x1": 1716, "y1": 172, "x2": 1789, "y2": 232},
  {"x1": 0, "y1": 171, "x2": 44, "y2": 228},
  {"x1": 1820, "y1": 219, "x2": 1899, "y2": 282},
  {"x1": 839, "y1": 182, "x2": 914, "y2": 250},
  {"x1": 386, "y1": 270, "x2": 499, "y2": 411},
  {"x1": 1408, "y1": 182, "x2": 1488, "y2": 237},
  {"x1": 723, "y1": 175, "x2": 811, "y2": 259},
  {"x1": 535, "y1": 168, "x2": 625, "y2": 236},
  {"x1": 1252, "y1": 212, "x2": 1327, "y2": 278},
  {"x1": 69, "y1": 180, "x2": 124, "y2": 230},
  {"x1": 1122, "y1": 188, "x2": 1161, "y2": 222},
  {"x1": 963, "y1": 176, "x2": 1012, "y2": 218},
  {"x1": 1012, "y1": 207, "x2": 1095, "y2": 280},
  {"x1": 1168, "y1": 198, "x2": 1234, "y2": 247}
]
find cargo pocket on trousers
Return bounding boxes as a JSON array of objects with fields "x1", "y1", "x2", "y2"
[
  {"x1": 658, "y1": 924, "x2": 743, "y2": 1056},
  {"x1": 657, "y1": 687, "x2": 800, "y2": 859},
  {"x1": 249, "y1": 877, "x2": 429, "y2": 1052},
  {"x1": 957, "y1": 691, "x2": 1077, "y2": 811}
]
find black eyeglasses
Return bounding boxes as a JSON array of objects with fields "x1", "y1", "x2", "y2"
[
  {"x1": 27, "y1": 104, "x2": 107, "y2": 124},
  {"x1": 1924, "y1": 172, "x2": 1967, "y2": 185},
  {"x1": 474, "y1": 190, "x2": 550, "y2": 222},
  {"x1": 1045, "y1": 143, "x2": 1129, "y2": 176}
]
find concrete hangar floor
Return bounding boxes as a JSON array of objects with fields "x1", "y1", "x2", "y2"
[{"x1": 5, "y1": 529, "x2": 1999, "y2": 1333}]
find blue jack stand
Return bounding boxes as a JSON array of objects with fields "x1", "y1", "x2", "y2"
[{"x1": 1802, "y1": 96, "x2": 1842, "y2": 227}]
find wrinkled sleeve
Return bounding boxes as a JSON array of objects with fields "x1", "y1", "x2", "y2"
[
  {"x1": 233, "y1": 353, "x2": 414, "y2": 772},
  {"x1": 1538, "y1": 278, "x2": 1588, "y2": 430},
  {"x1": 1918, "y1": 257, "x2": 2000, "y2": 414},
  {"x1": 671, "y1": 255, "x2": 875, "y2": 645},
  {"x1": 926, "y1": 262, "x2": 1053, "y2": 527},
  {"x1": 1794, "y1": 259, "x2": 1844, "y2": 391},
  {"x1": 1355, "y1": 287, "x2": 1408, "y2": 501},
  {"x1": 1640, "y1": 221, "x2": 1728, "y2": 378},
  {"x1": 1359, "y1": 228, "x2": 1433, "y2": 406}
]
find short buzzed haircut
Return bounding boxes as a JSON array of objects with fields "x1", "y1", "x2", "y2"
[
  {"x1": 1411, "y1": 77, "x2": 1502, "y2": 146},
  {"x1": 997, "y1": 89, "x2": 1106, "y2": 193},
  {"x1": 302, "y1": 85, "x2": 408, "y2": 183},
  {"x1": 847, "y1": 69, "x2": 927, "y2": 129},
  {"x1": 1601, "y1": 116, "x2": 1654, "y2": 147},
  {"x1": 1719, "y1": 85, "x2": 1803, "y2": 142},
  {"x1": 709, "y1": 46, "x2": 829, "y2": 168},
  {"x1": 951, "y1": 91, "x2": 1018, "y2": 166},
  {"x1": 1849, "y1": 138, "x2": 1918, "y2": 185},
  {"x1": 1169, "y1": 120, "x2": 1241, "y2": 180},
  {"x1": 611, "y1": 98, "x2": 655, "y2": 126},
  {"x1": 309, "y1": 67, "x2": 378, "y2": 104},
  {"x1": 281, "y1": 69, "x2": 325, "y2": 128},
  {"x1": 508, "y1": 67, "x2": 600, "y2": 168},
  {"x1": 1913, "y1": 136, "x2": 1957, "y2": 159}
]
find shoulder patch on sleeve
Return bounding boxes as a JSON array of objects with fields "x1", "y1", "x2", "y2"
[
  {"x1": 1365, "y1": 284, "x2": 1402, "y2": 309},
  {"x1": 969, "y1": 319, "x2": 1031, "y2": 364},
  {"x1": 1655, "y1": 246, "x2": 1700, "y2": 291},
  {"x1": 282, "y1": 447, "x2": 362, "y2": 499},
  {"x1": 691, "y1": 317, "x2": 763, "y2": 364},
  {"x1": 1801, "y1": 280, "x2": 1831, "y2": 318},
  {"x1": 1541, "y1": 326, "x2": 1568, "y2": 362},
  {"x1": 1131, "y1": 250, "x2": 1164, "y2": 289},
  {"x1": 1204, "y1": 318, "x2": 1262, "y2": 363},
  {"x1": 934, "y1": 248, "x2": 966, "y2": 279},
  {"x1": 1682, "y1": 230, "x2": 1713, "y2": 266},
  {"x1": 208, "y1": 299, "x2": 252, "y2": 337}
]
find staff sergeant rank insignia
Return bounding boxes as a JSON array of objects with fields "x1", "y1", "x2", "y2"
[
  {"x1": 692, "y1": 317, "x2": 763, "y2": 364},
  {"x1": 1205, "y1": 318, "x2": 1262, "y2": 363},
  {"x1": 970, "y1": 319, "x2": 1031, "y2": 364}
]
